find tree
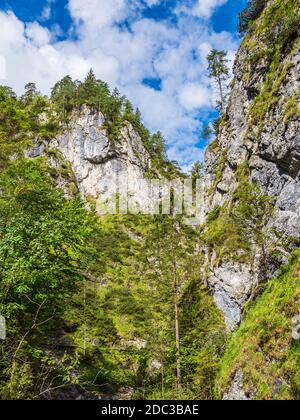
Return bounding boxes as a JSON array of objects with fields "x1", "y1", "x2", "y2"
[
  {"x1": 0, "y1": 158, "x2": 94, "y2": 398},
  {"x1": 202, "y1": 124, "x2": 214, "y2": 141},
  {"x1": 51, "y1": 76, "x2": 77, "y2": 118},
  {"x1": 207, "y1": 49, "x2": 230, "y2": 114},
  {"x1": 142, "y1": 216, "x2": 198, "y2": 392},
  {"x1": 79, "y1": 69, "x2": 98, "y2": 104},
  {"x1": 190, "y1": 161, "x2": 203, "y2": 181},
  {"x1": 0, "y1": 89, "x2": 35, "y2": 168},
  {"x1": 22, "y1": 83, "x2": 38, "y2": 105},
  {"x1": 238, "y1": 0, "x2": 267, "y2": 35},
  {"x1": 0, "y1": 86, "x2": 17, "y2": 102},
  {"x1": 151, "y1": 131, "x2": 167, "y2": 161},
  {"x1": 123, "y1": 99, "x2": 134, "y2": 120}
]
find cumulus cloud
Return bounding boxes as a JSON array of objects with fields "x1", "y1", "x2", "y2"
[
  {"x1": 179, "y1": 83, "x2": 212, "y2": 111},
  {"x1": 69, "y1": 0, "x2": 128, "y2": 29},
  {"x1": 25, "y1": 22, "x2": 51, "y2": 47},
  {"x1": 41, "y1": 0, "x2": 56, "y2": 21},
  {"x1": 0, "y1": 0, "x2": 238, "y2": 167},
  {"x1": 192, "y1": 0, "x2": 228, "y2": 19}
]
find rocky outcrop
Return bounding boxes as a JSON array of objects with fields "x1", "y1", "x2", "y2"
[
  {"x1": 53, "y1": 106, "x2": 151, "y2": 208},
  {"x1": 208, "y1": 262, "x2": 258, "y2": 331},
  {"x1": 223, "y1": 371, "x2": 249, "y2": 401},
  {"x1": 203, "y1": 2, "x2": 300, "y2": 331},
  {"x1": 30, "y1": 105, "x2": 152, "y2": 211}
]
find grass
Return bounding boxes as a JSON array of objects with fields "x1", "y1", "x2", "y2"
[
  {"x1": 241, "y1": 0, "x2": 300, "y2": 133},
  {"x1": 218, "y1": 250, "x2": 300, "y2": 400},
  {"x1": 283, "y1": 93, "x2": 300, "y2": 122},
  {"x1": 207, "y1": 150, "x2": 227, "y2": 197}
]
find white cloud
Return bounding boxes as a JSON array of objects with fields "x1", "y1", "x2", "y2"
[
  {"x1": 179, "y1": 83, "x2": 212, "y2": 110},
  {"x1": 68, "y1": 0, "x2": 128, "y2": 29},
  {"x1": 0, "y1": 55, "x2": 6, "y2": 80},
  {"x1": 192, "y1": 0, "x2": 228, "y2": 19},
  {"x1": 144, "y1": 0, "x2": 161, "y2": 6},
  {"x1": 25, "y1": 22, "x2": 51, "y2": 47},
  {"x1": 41, "y1": 1, "x2": 53, "y2": 21},
  {"x1": 0, "y1": 0, "x2": 238, "y2": 166}
]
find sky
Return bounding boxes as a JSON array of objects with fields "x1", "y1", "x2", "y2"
[{"x1": 0, "y1": 0, "x2": 247, "y2": 169}]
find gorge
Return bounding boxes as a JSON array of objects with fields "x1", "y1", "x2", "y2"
[{"x1": 0, "y1": 0, "x2": 299, "y2": 401}]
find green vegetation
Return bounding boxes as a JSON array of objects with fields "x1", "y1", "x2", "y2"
[
  {"x1": 207, "y1": 149, "x2": 227, "y2": 196},
  {"x1": 218, "y1": 250, "x2": 300, "y2": 400},
  {"x1": 0, "y1": 0, "x2": 300, "y2": 399},
  {"x1": 207, "y1": 50, "x2": 230, "y2": 114},
  {"x1": 244, "y1": 0, "x2": 300, "y2": 132},
  {"x1": 205, "y1": 162, "x2": 274, "y2": 265},
  {"x1": 0, "y1": 158, "x2": 95, "y2": 399},
  {"x1": 0, "y1": 85, "x2": 58, "y2": 168},
  {"x1": 205, "y1": 50, "x2": 230, "y2": 143},
  {"x1": 190, "y1": 161, "x2": 204, "y2": 182},
  {"x1": 0, "y1": 80, "x2": 225, "y2": 398},
  {"x1": 283, "y1": 93, "x2": 300, "y2": 122},
  {"x1": 238, "y1": 0, "x2": 268, "y2": 35},
  {"x1": 50, "y1": 70, "x2": 179, "y2": 176}
]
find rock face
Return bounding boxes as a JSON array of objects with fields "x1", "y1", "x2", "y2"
[
  {"x1": 223, "y1": 371, "x2": 249, "y2": 401},
  {"x1": 38, "y1": 106, "x2": 151, "y2": 211},
  {"x1": 208, "y1": 262, "x2": 258, "y2": 331},
  {"x1": 202, "y1": 5, "x2": 300, "y2": 331}
]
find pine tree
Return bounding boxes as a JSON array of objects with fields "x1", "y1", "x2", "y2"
[
  {"x1": 79, "y1": 69, "x2": 97, "y2": 104},
  {"x1": 143, "y1": 216, "x2": 198, "y2": 392},
  {"x1": 202, "y1": 124, "x2": 214, "y2": 141},
  {"x1": 190, "y1": 161, "x2": 203, "y2": 181},
  {"x1": 152, "y1": 131, "x2": 167, "y2": 161},
  {"x1": 207, "y1": 49, "x2": 229, "y2": 114},
  {"x1": 51, "y1": 75, "x2": 77, "y2": 118},
  {"x1": 238, "y1": 0, "x2": 267, "y2": 35},
  {"x1": 22, "y1": 83, "x2": 38, "y2": 105}
]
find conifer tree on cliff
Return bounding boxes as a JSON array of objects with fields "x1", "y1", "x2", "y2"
[{"x1": 207, "y1": 49, "x2": 229, "y2": 114}]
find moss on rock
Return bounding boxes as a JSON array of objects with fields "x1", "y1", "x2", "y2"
[{"x1": 218, "y1": 250, "x2": 300, "y2": 400}]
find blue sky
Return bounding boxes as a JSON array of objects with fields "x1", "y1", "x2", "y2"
[{"x1": 0, "y1": 0, "x2": 247, "y2": 168}]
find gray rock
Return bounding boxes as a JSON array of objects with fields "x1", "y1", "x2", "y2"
[
  {"x1": 32, "y1": 105, "x2": 152, "y2": 212},
  {"x1": 203, "y1": 32, "x2": 300, "y2": 333},
  {"x1": 223, "y1": 371, "x2": 249, "y2": 401},
  {"x1": 208, "y1": 261, "x2": 258, "y2": 331}
]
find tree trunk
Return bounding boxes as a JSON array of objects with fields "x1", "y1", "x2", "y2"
[
  {"x1": 173, "y1": 260, "x2": 182, "y2": 391},
  {"x1": 218, "y1": 76, "x2": 225, "y2": 113}
]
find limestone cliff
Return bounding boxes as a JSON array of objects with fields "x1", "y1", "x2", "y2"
[
  {"x1": 29, "y1": 105, "x2": 152, "y2": 210},
  {"x1": 202, "y1": 0, "x2": 300, "y2": 331}
]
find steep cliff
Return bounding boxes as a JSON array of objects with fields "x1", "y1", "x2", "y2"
[
  {"x1": 203, "y1": 0, "x2": 300, "y2": 331},
  {"x1": 1, "y1": 0, "x2": 299, "y2": 401},
  {"x1": 202, "y1": 0, "x2": 300, "y2": 399},
  {"x1": 29, "y1": 105, "x2": 152, "y2": 211}
]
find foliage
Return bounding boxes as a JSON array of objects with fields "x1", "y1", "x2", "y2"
[
  {"x1": 0, "y1": 158, "x2": 95, "y2": 399},
  {"x1": 202, "y1": 124, "x2": 214, "y2": 141},
  {"x1": 244, "y1": 0, "x2": 300, "y2": 132},
  {"x1": 218, "y1": 250, "x2": 300, "y2": 400},
  {"x1": 207, "y1": 149, "x2": 227, "y2": 196},
  {"x1": 238, "y1": 0, "x2": 268, "y2": 35},
  {"x1": 129, "y1": 215, "x2": 226, "y2": 399},
  {"x1": 0, "y1": 86, "x2": 58, "y2": 168},
  {"x1": 190, "y1": 161, "x2": 203, "y2": 181},
  {"x1": 205, "y1": 168, "x2": 274, "y2": 264},
  {"x1": 50, "y1": 71, "x2": 176, "y2": 176},
  {"x1": 207, "y1": 50, "x2": 230, "y2": 113}
]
